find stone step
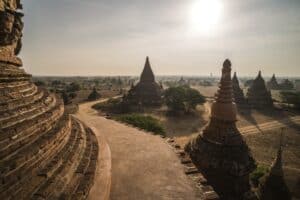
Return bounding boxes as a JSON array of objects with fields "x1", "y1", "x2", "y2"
[
  {"x1": 27, "y1": 118, "x2": 85, "y2": 200},
  {"x1": 0, "y1": 84, "x2": 37, "y2": 104},
  {"x1": 0, "y1": 100, "x2": 63, "y2": 159},
  {"x1": 0, "y1": 116, "x2": 71, "y2": 196},
  {"x1": 70, "y1": 127, "x2": 98, "y2": 200},
  {"x1": 0, "y1": 89, "x2": 44, "y2": 113},
  {"x1": 0, "y1": 94, "x2": 56, "y2": 128},
  {"x1": 0, "y1": 89, "x2": 49, "y2": 121}
]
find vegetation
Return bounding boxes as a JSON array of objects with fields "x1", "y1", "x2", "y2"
[
  {"x1": 250, "y1": 165, "x2": 269, "y2": 187},
  {"x1": 88, "y1": 87, "x2": 101, "y2": 101},
  {"x1": 66, "y1": 82, "x2": 81, "y2": 92},
  {"x1": 61, "y1": 90, "x2": 71, "y2": 105},
  {"x1": 92, "y1": 97, "x2": 131, "y2": 113},
  {"x1": 280, "y1": 91, "x2": 300, "y2": 109},
  {"x1": 115, "y1": 114, "x2": 165, "y2": 135},
  {"x1": 164, "y1": 86, "x2": 206, "y2": 114}
]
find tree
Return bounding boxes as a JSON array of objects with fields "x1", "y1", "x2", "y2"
[
  {"x1": 88, "y1": 87, "x2": 101, "y2": 101},
  {"x1": 67, "y1": 82, "x2": 81, "y2": 92},
  {"x1": 34, "y1": 80, "x2": 46, "y2": 87},
  {"x1": 165, "y1": 86, "x2": 186, "y2": 113},
  {"x1": 280, "y1": 91, "x2": 300, "y2": 109},
  {"x1": 185, "y1": 87, "x2": 206, "y2": 112},
  {"x1": 165, "y1": 86, "x2": 206, "y2": 114},
  {"x1": 61, "y1": 90, "x2": 71, "y2": 105}
]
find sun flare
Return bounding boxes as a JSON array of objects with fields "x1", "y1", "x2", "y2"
[{"x1": 189, "y1": 0, "x2": 223, "y2": 34}]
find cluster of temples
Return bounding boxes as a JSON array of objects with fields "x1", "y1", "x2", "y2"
[
  {"x1": 0, "y1": 1, "x2": 293, "y2": 200},
  {"x1": 0, "y1": 0, "x2": 98, "y2": 199},
  {"x1": 232, "y1": 71, "x2": 273, "y2": 108}
]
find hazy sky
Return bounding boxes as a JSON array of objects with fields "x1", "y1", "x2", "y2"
[{"x1": 22, "y1": 0, "x2": 300, "y2": 76}]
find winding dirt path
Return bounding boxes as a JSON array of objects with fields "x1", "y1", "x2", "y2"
[{"x1": 76, "y1": 99, "x2": 201, "y2": 200}]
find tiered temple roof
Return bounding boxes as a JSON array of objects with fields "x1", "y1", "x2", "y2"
[
  {"x1": 247, "y1": 71, "x2": 273, "y2": 108},
  {"x1": 258, "y1": 133, "x2": 291, "y2": 200},
  {"x1": 0, "y1": 1, "x2": 98, "y2": 199},
  {"x1": 186, "y1": 59, "x2": 256, "y2": 200},
  {"x1": 124, "y1": 57, "x2": 163, "y2": 106},
  {"x1": 232, "y1": 72, "x2": 246, "y2": 105},
  {"x1": 267, "y1": 74, "x2": 280, "y2": 90}
]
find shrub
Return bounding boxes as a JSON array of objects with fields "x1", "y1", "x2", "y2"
[
  {"x1": 115, "y1": 114, "x2": 165, "y2": 136},
  {"x1": 88, "y1": 88, "x2": 101, "y2": 101},
  {"x1": 165, "y1": 85, "x2": 206, "y2": 114},
  {"x1": 250, "y1": 165, "x2": 269, "y2": 187}
]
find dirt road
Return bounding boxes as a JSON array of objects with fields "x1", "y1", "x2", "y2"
[
  {"x1": 76, "y1": 100, "x2": 201, "y2": 200},
  {"x1": 239, "y1": 116, "x2": 300, "y2": 135}
]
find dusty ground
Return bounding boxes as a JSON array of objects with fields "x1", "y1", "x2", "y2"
[{"x1": 76, "y1": 100, "x2": 202, "y2": 200}]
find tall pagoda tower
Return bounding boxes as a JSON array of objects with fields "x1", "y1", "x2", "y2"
[
  {"x1": 258, "y1": 133, "x2": 291, "y2": 200},
  {"x1": 267, "y1": 74, "x2": 280, "y2": 90},
  {"x1": 232, "y1": 72, "x2": 246, "y2": 105},
  {"x1": 186, "y1": 59, "x2": 256, "y2": 200},
  {"x1": 124, "y1": 57, "x2": 163, "y2": 106},
  {"x1": 247, "y1": 71, "x2": 273, "y2": 108},
  {"x1": 0, "y1": 1, "x2": 99, "y2": 199}
]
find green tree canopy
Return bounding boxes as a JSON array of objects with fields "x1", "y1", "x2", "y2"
[{"x1": 164, "y1": 86, "x2": 205, "y2": 114}]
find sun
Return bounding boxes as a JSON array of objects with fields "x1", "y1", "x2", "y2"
[{"x1": 189, "y1": 0, "x2": 223, "y2": 34}]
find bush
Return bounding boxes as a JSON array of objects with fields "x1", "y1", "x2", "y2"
[
  {"x1": 165, "y1": 85, "x2": 206, "y2": 114},
  {"x1": 280, "y1": 91, "x2": 300, "y2": 109},
  {"x1": 88, "y1": 88, "x2": 101, "y2": 101},
  {"x1": 115, "y1": 114, "x2": 165, "y2": 136},
  {"x1": 250, "y1": 165, "x2": 269, "y2": 187}
]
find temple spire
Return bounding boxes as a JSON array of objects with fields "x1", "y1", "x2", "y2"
[
  {"x1": 140, "y1": 56, "x2": 155, "y2": 82},
  {"x1": 211, "y1": 59, "x2": 237, "y2": 121},
  {"x1": 270, "y1": 130, "x2": 284, "y2": 177}
]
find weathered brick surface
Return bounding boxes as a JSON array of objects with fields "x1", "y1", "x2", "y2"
[{"x1": 0, "y1": 1, "x2": 99, "y2": 199}]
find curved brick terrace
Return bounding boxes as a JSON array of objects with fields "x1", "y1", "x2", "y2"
[{"x1": 76, "y1": 100, "x2": 202, "y2": 200}]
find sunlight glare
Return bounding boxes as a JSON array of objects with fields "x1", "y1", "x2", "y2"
[{"x1": 189, "y1": 0, "x2": 223, "y2": 34}]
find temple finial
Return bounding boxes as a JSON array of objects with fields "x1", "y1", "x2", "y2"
[
  {"x1": 258, "y1": 70, "x2": 262, "y2": 77},
  {"x1": 223, "y1": 59, "x2": 231, "y2": 69}
]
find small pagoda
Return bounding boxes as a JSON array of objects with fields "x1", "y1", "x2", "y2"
[
  {"x1": 124, "y1": 57, "x2": 163, "y2": 106},
  {"x1": 258, "y1": 133, "x2": 291, "y2": 200},
  {"x1": 232, "y1": 72, "x2": 246, "y2": 105},
  {"x1": 246, "y1": 71, "x2": 273, "y2": 108},
  {"x1": 186, "y1": 59, "x2": 256, "y2": 200},
  {"x1": 267, "y1": 74, "x2": 280, "y2": 90}
]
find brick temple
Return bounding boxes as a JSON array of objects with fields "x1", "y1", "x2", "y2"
[
  {"x1": 124, "y1": 57, "x2": 163, "y2": 106},
  {"x1": 247, "y1": 71, "x2": 273, "y2": 108},
  {"x1": 0, "y1": 1, "x2": 98, "y2": 199},
  {"x1": 186, "y1": 59, "x2": 256, "y2": 200},
  {"x1": 232, "y1": 72, "x2": 246, "y2": 105}
]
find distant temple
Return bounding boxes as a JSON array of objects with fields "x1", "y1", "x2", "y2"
[
  {"x1": 267, "y1": 74, "x2": 280, "y2": 90},
  {"x1": 186, "y1": 59, "x2": 256, "y2": 200},
  {"x1": 247, "y1": 71, "x2": 273, "y2": 108},
  {"x1": 258, "y1": 133, "x2": 291, "y2": 200},
  {"x1": 232, "y1": 72, "x2": 246, "y2": 105},
  {"x1": 178, "y1": 76, "x2": 187, "y2": 86},
  {"x1": 280, "y1": 79, "x2": 294, "y2": 90},
  {"x1": 124, "y1": 57, "x2": 163, "y2": 106}
]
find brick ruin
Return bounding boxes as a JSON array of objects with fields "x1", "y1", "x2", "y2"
[
  {"x1": 186, "y1": 59, "x2": 257, "y2": 200},
  {"x1": 0, "y1": 0, "x2": 98, "y2": 199},
  {"x1": 258, "y1": 133, "x2": 291, "y2": 200},
  {"x1": 123, "y1": 57, "x2": 163, "y2": 106},
  {"x1": 267, "y1": 74, "x2": 280, "y2": 90},
  {"x1": 232, "y1": 72, "x2": 246, "y2": 105},
  {"x1": 246, "y1": 71, "x2": 273, "y2": 108}
]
